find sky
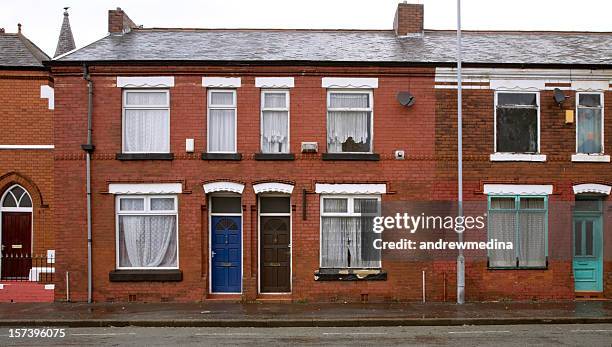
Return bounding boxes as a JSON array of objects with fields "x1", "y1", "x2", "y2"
[{"x1": 2, "y1": 0, "x2": 611, "y2": 56}]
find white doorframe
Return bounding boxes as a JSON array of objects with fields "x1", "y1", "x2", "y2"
[{"x1": 0, "y1": 184, "x2": 34, "y2": 278}]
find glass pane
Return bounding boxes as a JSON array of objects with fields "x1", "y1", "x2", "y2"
[
  {"x1": 208, "y1": 109, "x2": 236, "y2": 152},
  {"x1": 574, "y1": 221, "x2": 582, "y2": 256},
  {"x1": 19, "y1": 193, "x2": 32, "y2": 207},
  {"x1": 577, "y1": 108, "x2": 602, "y2": 153},
  {"x1": 261, "y1": 111, "x2": 289, "y2": 153},
  {"x1": 520, "y1": 198, "x2": 545, "y2": 209},
  {"x1": 211, "y1": 196, "x2": 241, "y2": 213},
  {"x1": 579, "y1": 94, "x2": 601, "y2": 107},
  {"x1": 260, "y1": 197, "x2": 290, "y2": 213},
  {"x1": 125, "y1": 91, "x2": 168, "y2": 106},
  {"x1": 263, "y1": 93, "x2": 287, "y2": 108},
  {"x1": 323, "y1": 198, "x2": 348, "y2": 213},
  {"x1": 329, "y1": 93, "x2": 370, "y2": 108},
  {"x1": 2, "y1": 193, "x2": 17, "y2": 207},
  {"x1": 210, "y1": 91, "x2": 234, "y2": 106},
  {"x1": 488, "y1": 210, "x2": 516, "y2": 267},
  {"x1": 490, "y1": 197, "x2": 515, "y2": 209},
  {"x1": 120, "y1": 198, "x2": 145, "y2": 211},
  {"x1": 518, "y1": 210, "x2": 546, "y2": 267},
  {"x1": 496, "y1": 108, "x2": 538, "y2": 152},
  {"x1": 10, "y1": 186, "x2": 25, "y2": 200},
  {"x1": 354, "y1": 199, "x2": 379, "y2": 214},
  {"x1": 124, "y1": 109, "x2": 170, "y2": 153},
  {"x1": 497, "y1": 93, "x2": 537, "y2": 106},
  {"x1": 575, "y1": 199, "x2": 601, "y2": 212},
  {"x1": 585, "y1": 221, "x2": 593, "y2": 256},
  {"x1": 327, "y1": 111, "x2": 371, "y2": 153},
  {"x1": 118, "y1": 215, "x2": 177, "y2": 267},
  {"x1": 151, "y1": 198, "x2": 175, "y2": 211}
]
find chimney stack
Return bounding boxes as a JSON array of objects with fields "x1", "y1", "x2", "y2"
[
  {"x1": 393, "y1": 2, "x2": 424, "y2": 36},
  {"x1": 108, "y1": 7, "x2": 137, "y2": 35},
  {"x1": 0, "y1": 28, "x2": 4, "y2": 34}
]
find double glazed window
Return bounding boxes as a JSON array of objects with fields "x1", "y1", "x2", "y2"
[
  {"x1": 327, "y1": 91, "x2": 373, "y2": 153},
  {"x1": 208, "y1": 90, "x2": 237, "y2": 153},
  {"x1": 488, "y1": 196, "x2": 547, "y2": 268},
  {"x1": 122, "y1": 90, "x2": 170, "y2": 153},
  {"x1": 320, "y1": 196, "x2": 380, "y2": 268},
  {"x1": 261, "y1": 91, "x2": 289, "y2": 153},
  {"x1": 495, "y1": 92, "x2": 539, "y2": 153},
  {"x1": 576, "y1": 93, "x2": 604, "y2": 154},
  {"x1": 116, "y1": 195, "x2": 178, "y2": 269}
]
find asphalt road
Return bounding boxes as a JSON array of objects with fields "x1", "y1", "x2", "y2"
[{"x1": 1, "y1": 324, "x2": 612, "y2": 346}]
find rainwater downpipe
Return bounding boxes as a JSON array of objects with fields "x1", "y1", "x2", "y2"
[{"x1": 82, "y1": 64, "x2": 94, "y2": 304}]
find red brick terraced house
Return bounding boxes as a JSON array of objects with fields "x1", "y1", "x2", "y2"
[
  {"x1": 0, "y1": 26, "x2": 55, "y2": 302},
  {"x1": 49, "y1": 3, "x2": 612, "y2": 303}
]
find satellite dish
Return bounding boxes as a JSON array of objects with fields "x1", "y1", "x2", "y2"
[
  {"x1": 553, "y1": 88, "x2": 567, "y2": 106},
  {"x1": 397, "y1": 91, "x2": 416, "y2": 107}
]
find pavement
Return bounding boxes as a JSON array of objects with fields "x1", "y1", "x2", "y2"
[{"x1": 0, "y1": 301, "x2": 611, "y2": 327}]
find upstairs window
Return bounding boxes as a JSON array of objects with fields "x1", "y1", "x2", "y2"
[
  {"x1": 576, "y1": 93, "x2": 604, "y2": 154},
  {"x1": 495, "y1": 92, "x2": 539, "y2": 153},
  {"x1": 122, "y1": 90, "x2": 170, "y2": 153},
  {"x1": 320, "y1": 195, "x2": 380, "y2": 269},
  {"x1": 261, "y1": 91, "x2": 289, "y2": 153},
  {"x1": 208, "y1": 90, "x2": 237, "y2": 153},
  {"x1": 327, "y1": 91, "x2": 373, "y2": 153}
]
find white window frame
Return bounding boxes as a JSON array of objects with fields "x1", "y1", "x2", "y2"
[
  {"x1": 115, "y1": 195, "x2": 179, "y2": 270},
  {"x1": 575, "y1": 91, "x2": 605, "y2": 155},
  {"x1": 319, "y1": 194, "x2": 381, "y2": 269},
  {"x1": 121, "y1": 89, "x2": 171, "y2": 154},
  {"x1": 207, "y1": 89, "x2": 237, "y2": 153},
  {"x1": 260, "y1": 89, "x2": 290, "y2": 153},
  {"x1": 493, "y1": 91, "x2": 541, "y2": 155},
  {"x1": 326, "y1": 90, "x2": 374, "y2": 154}
]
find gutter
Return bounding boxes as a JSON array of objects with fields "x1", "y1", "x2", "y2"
[{"x1": 81, "y1": 64, "x2": 95, "y2": 303}]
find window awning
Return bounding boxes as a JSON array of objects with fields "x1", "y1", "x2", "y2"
[
  {"x1": 203, "y1": 181, "x2": 244, "y2": 194},
  {"x1": 116, "y1": 76, "x2": 175, "y2": 88},
  {"x1": 108, "y1": 183, "x2": 182, "y2": 194},
  {"x1": 483, "y1": 184, "x2": 553, "y2": 195},
  {"x1": 315, "y1": 183, "x2": 386, "y2": 195},
  {"x1": 573, "y1": 183, "x2": 611, "y2": 195},
  {"x1": 253, "y1": 182, "x2": 294, "y2": 195}
]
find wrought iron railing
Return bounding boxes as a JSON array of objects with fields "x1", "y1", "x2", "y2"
[{"x1": 0, "y1": 253, "x2": 54, "y2": 283}]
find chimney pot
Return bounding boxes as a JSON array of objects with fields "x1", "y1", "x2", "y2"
[
  {"x1": 17, "y1": 23, "x2": 21, "y2": 33},
  {"x1": 0, "y1": 28, "x2": 4, "y2": 33},
  {"x1": 393, "y1": 2, "x2": 424, "y2": 36}
]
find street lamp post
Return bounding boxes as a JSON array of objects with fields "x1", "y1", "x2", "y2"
[{"x1": 456, "y1": 0, "x2": 465, "y2": 305}]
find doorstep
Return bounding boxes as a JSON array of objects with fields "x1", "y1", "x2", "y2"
[
  {"x1": 205, "y1": 293, "x2": 242, "y2": 302},
  {"x1": 256, "y1": 293, "x2": 292, "y2": 303},
  {"x1": 575, "y1": 291, "x2": 607, "y2": 300}
]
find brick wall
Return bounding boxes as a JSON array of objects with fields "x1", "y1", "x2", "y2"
[{"x1": 0, "y1": 69, "x2": 54, "y2": 258}]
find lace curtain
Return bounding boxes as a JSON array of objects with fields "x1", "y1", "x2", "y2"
[
  {"x1": 327, "y1": 93, "x2": 370, "y2": 152},
  {"x1": 321, "y1": 217, "x2": 380, "y2": 268},
  {"x1": 262, "y1": 111, "x2": 288, "y2": 153},
  {"x1": 488, "y1": 198, "x2": 517, "y2": 267},
  {"x1": 577, "y1": 108, "x2": 602, "y2": 153},
  {"x1": 119, "y1": 215, "x2": 177, "y2": 268},
  {"x1": 124, "y1": 92, "x2": 169, "y2": 153},
  {"x1": 209, "y1": 109, "x2": 236, "y2": 152}
]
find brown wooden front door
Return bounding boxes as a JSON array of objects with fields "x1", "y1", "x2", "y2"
[
  {"x1": 260, "y1": 216, "x2": 290, "y2": 293},
  {"x1": 1, "y1": 212, "x2": 32, "y2": 279}
]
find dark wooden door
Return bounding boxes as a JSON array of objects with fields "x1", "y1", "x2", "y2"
[
  {"x1": 1, "y1": 212, "x2": 32, "y2": 279},
  {"x1": 260, "y1": 216, "x2": 290, "y2": 293}
]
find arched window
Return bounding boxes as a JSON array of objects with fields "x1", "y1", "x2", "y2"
[{"x1": 1, "y1": 185, "x2": 33, "y2": 210}]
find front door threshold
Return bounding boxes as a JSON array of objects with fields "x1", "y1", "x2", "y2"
[{"x1": 575, "y1": 291, "x2": 605, "y2": 300}]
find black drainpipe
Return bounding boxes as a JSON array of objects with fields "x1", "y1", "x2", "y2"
[{"x1": 81, "y1": 64, "x2": 95, "y2": 303}]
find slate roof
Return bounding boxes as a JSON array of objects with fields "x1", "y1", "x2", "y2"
[
  {"x1": 56, "y1": 28, "x2": 612, "y2": 66},
  {"x1": 54, "y1": 10, "x2": 76, "y2": 58},
  {"x1": 0, "y1": 33, "x2": 50, "y2": 68}
]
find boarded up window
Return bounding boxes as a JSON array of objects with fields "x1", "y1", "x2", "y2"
[{"x1": 496, "y1": 92, "x2": 539, "y2": 153}]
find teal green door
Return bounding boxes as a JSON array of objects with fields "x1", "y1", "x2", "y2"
[{"x1": 573, "y1": 216, "x2": 603, "y2": 292}]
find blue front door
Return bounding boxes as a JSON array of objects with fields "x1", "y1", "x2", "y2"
[
  {"x1": 573, "y1": 216, "x2": 603, "y2": 292},
  {"x1": 211, "y1": 216, "x2": 242, "y2": 293}
]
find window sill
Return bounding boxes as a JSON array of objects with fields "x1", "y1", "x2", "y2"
[
  {"x1": 314, "y1": 268, "x2": 387, "y2": 281},
  {"x1": 109, "y1": 269, "x2": 182, "y2": 282},
  {"x1": 571, "y1": 153, "x2": 611, "y2": 163},
  {"x1": 116, "y1": 153, "x2": 174, "y2": 161},
  {"x1": 201, "y1": 153, "x2": 242, "y2": 161},
  {"x1": 254, "y1": 153, "x2": 295, "y2": 161},
  {"x1": 490, "y1": 153, "x2": 546, "y2": 162},
  {"x1": 487, "y1": 267, "x2": 548, "y2": 271},
  {"x1": 322, "y1": 153, "x2": 380, "y2": 161}
]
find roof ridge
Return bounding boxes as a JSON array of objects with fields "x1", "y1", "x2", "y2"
[
  {"x1": 17, "y1": 33, "x2": 50, "y2": 63},
  {"x1": 135, "y1": 27, "x2": 394, "y2": 33}
]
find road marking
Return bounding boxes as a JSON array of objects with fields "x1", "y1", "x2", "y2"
[
  {"x1": 448, "y1": 330, "x2": 511, "y2": 334},
  {"x1": 322, "y1": 332, "x2": 387, "y2": 335},
  {"x1": 71, "y1": 333, "x2": 137, "y2": 336},
  {"x1": 571, "y1": 329, "x2": 612, "y2": 333},
  {"x1": 195, "y1": 333, "x2": 263, "y2": 336}
]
